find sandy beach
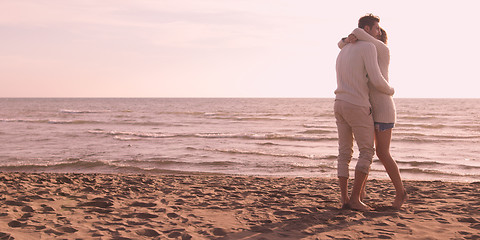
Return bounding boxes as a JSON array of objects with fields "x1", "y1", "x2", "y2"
[{"x1": 0, "y1": 172, "x2": 479, "y2": 240}]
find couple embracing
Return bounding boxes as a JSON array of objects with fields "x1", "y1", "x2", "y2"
[{"x1": 334, "y1": 14, "x2": 407, "y2": 211}]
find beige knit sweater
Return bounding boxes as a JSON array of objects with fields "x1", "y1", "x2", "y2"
[
  {"x1": 338, "y1": 28, "x2": 397, "y2": 123},
  {"x1": 335, "y1": 40, "x2": 394, "y2": 108}
]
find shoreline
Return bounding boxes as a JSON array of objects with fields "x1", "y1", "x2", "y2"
[
  {"x1": 1, "y1": 172, "x2": 479, "y2": 239},
  {"x1": 0, "y1": 168, "x2": 477, "y2": 184}
]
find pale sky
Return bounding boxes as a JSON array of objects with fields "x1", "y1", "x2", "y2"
[{"x1": 1, "y1": 0, "x2": 479, "y2": 98}]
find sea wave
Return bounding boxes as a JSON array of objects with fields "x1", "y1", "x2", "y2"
[
  {"x1": 398, "y1": 115, "x2": 438, "y2": 121},
  {"x1": 60, "y1": 109, "x2": 111, "y2": 114},
  {"x1": 0, "y1": 158, "x2": 166, "y2": 171},
  {"x1": 300, "y1": 129, "x2": 336, "y2": 134},
  {"x1": 88, "y1": 130, "x2": 176, "y2": 138},
  {"x1": 399, "y1": 167, "x2": 480, "y2": 178},
  {"x1": 211, "y1": 116, "x2": 287, "y2": 121},
  {"x1": 155, "y1": 111, "x2": 207, "y2": 116},
  {"x1": 396, "y1": 160, "x2": 480, "y2": 170},
  {"x1": 1, "y1": 118, "x2": 186, "y2": 127},
  {"x1": 48, "y1": 120, "x2": 103, "y2": 124},
  {"x1": 0, "y1": 118, "x2": 102, "y2": 124},
  {"x1": 0, "y1": 159, "x2": 114, "y2": 172},
  {"x1": 396, "y1": 123, "x2": 447, "y2": 129},
  {"x1": 256, "y1": 142, "x2": 279, "y2": 146},
  {"x1": 88, "y1": 130, "x2": 336, "y2": 142},
  {"x1": 302, "y1": 124, "x2": 336, "y2": 129},
  {"x1": 0, "y1": 119, "x2": 47, "y2": 123},
  {"x1": 154, "y1": 111, "x2": 293, "y2": 121},
  {"x1": 193, "y1": 133, "x2": 333, "y2": 141},
  {"x1": 0, "y1": 158, "x2": 242, "y2": 174},
  {"x1": 186, "y1": 146, "x2": 337, "y2": 160},
  {"x1": 123, "y1": 121, "x2": 186, "y2": 127},
  {"x1": 396, "y1": 160, "x2": 446, "y2": 167},
  {"x1": 394, "y1": 133, "x2": 480, "y2": 142}
]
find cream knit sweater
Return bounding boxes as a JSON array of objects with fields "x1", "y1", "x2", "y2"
[
  {"x1": 335, "y1": 40, "x2": 394, "y2": 108},
  {"x1": 338, "y1": 28, "x2": 397, "y2": 123}
]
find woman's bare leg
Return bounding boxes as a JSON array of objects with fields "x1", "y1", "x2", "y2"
[
  {"x1": 375, "y1": 128, "x2": 407, "y2": 209},
  {"x1": 360, "y1": 175, "x2": 367, "y2": 201}
]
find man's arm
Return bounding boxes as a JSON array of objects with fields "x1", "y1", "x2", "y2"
[{"x1": 363, "y1": 44, "x2": 394, "y2": 95}]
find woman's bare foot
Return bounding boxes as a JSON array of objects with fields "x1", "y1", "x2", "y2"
[
  {"x1": 348, "y1": 199, "x2": 372, "y2": 211},
  {"x1": 392, "y1": 189, "x2": 408, "y2": 209},
  {"x1": 341, "y1": 196, "x2": 350, "y2": 207},
  {"x1": 341, "y1": 203, "x2": 350, "y2": 209},
  {"x1": 361, "y1": 189, "x2": 368, "y2": 201}
]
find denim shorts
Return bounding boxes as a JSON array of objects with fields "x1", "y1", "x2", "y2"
[{"x1": 374, "y1": 122, "x2": 395, "y2": 132}]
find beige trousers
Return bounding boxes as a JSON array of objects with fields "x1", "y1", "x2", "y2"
[{"x1": 334, "y1": 100, "x2": 374, "y2": 178}]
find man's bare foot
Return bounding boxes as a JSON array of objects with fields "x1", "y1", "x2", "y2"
[
  {"x1": 348, "y1": 199, "x2": 371, "y2": 211},
  {"x1": 392, "y1": 190, "x2": 408, "y2": 209}
]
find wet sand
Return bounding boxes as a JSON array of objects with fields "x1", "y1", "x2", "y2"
[{"x1": 0, "y1": 172, "x2": 479, "y2": 239}]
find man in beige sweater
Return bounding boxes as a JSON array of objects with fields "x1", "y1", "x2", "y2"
[{"x1": 334, "y1": 14, "x2": 394, "y2": 211}]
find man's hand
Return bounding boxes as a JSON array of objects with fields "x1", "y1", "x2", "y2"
[{"x1": 345, "y1": 34, "x2": 358, "y2": 43}]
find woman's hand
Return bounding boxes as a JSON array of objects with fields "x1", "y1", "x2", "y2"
[{"x1": 345, "y1": 34, "x2": 358, "y2": 43}]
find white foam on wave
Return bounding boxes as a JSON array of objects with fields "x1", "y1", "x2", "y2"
[
  {"x1": 88, "y1": 130, "x2": 177, "y2": 139},
  {"x1": 60, "y1": 109, "x2": 111, "y2": 114}
]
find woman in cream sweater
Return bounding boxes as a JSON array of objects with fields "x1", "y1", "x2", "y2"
[{"x1": 338, "y1": 28, "x2": 407, "y2": 209}]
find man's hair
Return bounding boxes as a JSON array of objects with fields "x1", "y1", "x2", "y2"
[{"x1": 358, "y1": 13, "x2": 380, "y2": 29}]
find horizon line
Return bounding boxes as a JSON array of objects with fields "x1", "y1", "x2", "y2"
[{"x1": 1, "y1": 97, "x2": 478, "y2": 99}]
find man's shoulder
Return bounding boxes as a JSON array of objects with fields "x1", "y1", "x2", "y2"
[
  {"x1": 353, "y1": 41, "x2": 375, "y2": 48},
  {"x1": 350, "y1": 41, "x2": 376, "y2": 54},
  {"x1": 338, "y1": 41, "x2": 375, "y2": 57}
]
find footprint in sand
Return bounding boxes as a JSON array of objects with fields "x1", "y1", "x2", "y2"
[
  {"x1": 19, "y1": 213, "x2": 33, "y2": 221},
  {"x1": 166, "y1": 212, "x2": 180, "y2": 219},
  {"x1": 376, "y1": 234, "x2": 394, "y2": 239},
  {"x1": 44, "y1": 228, "x2": 64, "y2": 236},
  {"x1": 457, "y1": 217, "x2": 479, "y2": 224},
  {"x1": 136, "y1": 213, "x2": 158, "y2": 219},
  {"x1": 136, "y1": 228, "x2": 160, "y2": 237},
  {"x1": 396, "y1": 222, "x2": 408, "y2": 228},
  {"x1": 80, "y1": 198, "x2": 113, "y2": 208},
  {"x1": 21, "y1": 206, "x2": 34, "y2": 212},
  {"x1": 130, "y1": 201, "x2": 156, "y2": 208},
  {"x1": 458, "y1": 231, "x2": 480, "y2": 240},
  {"x1": 4, "y1": 200, "x2": 24, "y2": 206},
  {"x1": 470, "y1": 223, "x2": 480, "y2": 230},
  {"x1": 435, "y1": 217, "x2": 450, "y2": 224},
  {"x1": 212, "y1": 227, "x2": 228, "y2": 236},
  {"x1": 250, "y1": 225, "x2": 273, "y2": 233},
  {"x1": 0, "y1": 232, "x2": 14, "y2": 239},
  {"x1": 273, "y1": 210, "x2": 296, "y2": 216},
  {"x1": 8, "y1": 220, "x2": 23, "y2": 228},
  {"x1": 57, "y1": 226, "x2": 78, "y2": 233},
  {"x1": 373, "y1": 222, "x2": 390, "y2": 227},
  {"x1": 40, "y1": 205, "x2": 55, "y2": 212},
  {"x1": 413, "y1": 209, "x2": 440, "y2": 216}
]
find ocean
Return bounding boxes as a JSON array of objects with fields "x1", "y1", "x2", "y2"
[{"x1": 0, "y1": 98, "x2": 479, "y2": 182}]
